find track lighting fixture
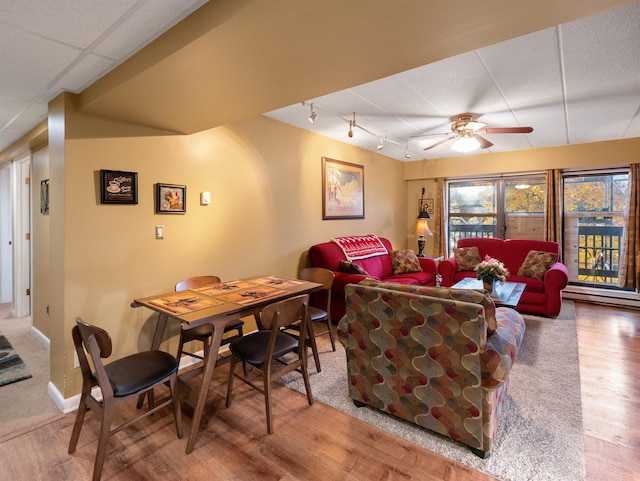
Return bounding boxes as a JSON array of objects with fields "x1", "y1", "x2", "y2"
[
  {"x1": 348, "y1": 112, "x2": 355, "y2": 137},
  {"x1": 308, "y1": 102, "x2": 317, "y2": 123},
  {"x1": 404, "y1": 143, "x2": 411, "y2": 159},
  {"x1": 377, "y1": 132, "x2": 387, "y2": 150}
]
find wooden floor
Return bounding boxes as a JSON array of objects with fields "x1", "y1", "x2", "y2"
[{"x1": 0, "y1": 301, "x2": 638, "y2": 480}]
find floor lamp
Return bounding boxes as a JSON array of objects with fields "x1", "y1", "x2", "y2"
[{"x1": 416, "y1": 189, "x2": 433, "y2": 257}]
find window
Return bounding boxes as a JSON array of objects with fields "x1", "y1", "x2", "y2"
[
  {"x1": 446, "y1": 175, "x2": 545, "y2": 256},
  {"x1": 562, "y1": 171, "x2": 629, "y2": 287}
]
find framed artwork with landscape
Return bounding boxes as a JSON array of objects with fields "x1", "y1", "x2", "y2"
[
  {"x1": 156, "y1": 183, "x2": 186, "y2": 214},
  {"x1": 322, "y1": 157, "x2": 364, "y2": 219}
]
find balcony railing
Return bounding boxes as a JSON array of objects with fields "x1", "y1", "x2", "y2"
[{"x1": 577, "y1": 225, "x2": 623, "y2": 284}]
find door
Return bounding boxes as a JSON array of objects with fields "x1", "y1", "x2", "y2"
[
  {"x1": 0, "y1": 163, "x2": 11, "y2": 305},
  {"x1": 13, "y1": 155, "x2": 31, "y2": 317}
]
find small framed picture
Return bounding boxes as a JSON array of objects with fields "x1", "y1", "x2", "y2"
[
  {"x1": 156, "y1": 183, "x2": 186, "y2": 214},
  {"x1": 419, "y1": 198, "x2": 434, "y2": 216},
  {"x1": 100, "y1": 170, "x2": 138, "y2": 204}
]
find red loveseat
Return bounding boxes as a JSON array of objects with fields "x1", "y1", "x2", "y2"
[
  {"x1": 439, "y1": 238, "x2": 568, "y2": 317},
  {"x1": 308, "y1": 237, "x2": 437, "y2": 322}
]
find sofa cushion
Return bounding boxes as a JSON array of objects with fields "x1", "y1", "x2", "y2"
[
  {"x1": 339, "y1": 260, "x2": 369, "y2": 275},
  {"x1": 390, "y1": 249, "x2": 423, "y2": 274},
  {"x1": 517, "y1": 250, "x2": 558, "y2": 280},
  {"x1": 454, "y1": 246, "x2": 482, "y2": 271}
]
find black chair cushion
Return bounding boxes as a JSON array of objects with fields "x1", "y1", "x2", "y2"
[
  {"x1": 229, "y1": 331, "x2": 298, "y2": 365},
  {"x1": 309, "y1": 306, "x2": 328, "y2": 322},
  {"x1": 104, "y1": 351, "x2": 178, "y2": 397}
]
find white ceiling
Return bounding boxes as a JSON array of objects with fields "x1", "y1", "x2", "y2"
[
  {"x1": 266, "y1": 2, "x2": 640, "y2": 161},
  {"x1": 1, "y1": 1, "x2": 639, "y2": 162},
  {"x1": 0, "y1": 0, "x2": 207, "y2": 152}
]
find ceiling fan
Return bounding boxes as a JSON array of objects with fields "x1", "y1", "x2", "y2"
[{"x1": 416, "y1": 114, "x2": 533, "y2": 153}]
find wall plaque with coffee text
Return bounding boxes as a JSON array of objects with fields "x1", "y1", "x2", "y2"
[{"x1": 100, "y1": 170, "x2": 138, "y2": 204}]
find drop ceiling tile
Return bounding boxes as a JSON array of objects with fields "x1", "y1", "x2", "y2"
[
  {"x1": 7, "y1": 102, "x2": 48, "y2": 132},
  {"x1": 0, "y1": 23, "x2": 81, "y2": 99},
  {"x1": 93, "y1": 0, "x2": 207, "y2": 60},
  {"x1": 43, "y1": 54, "x2": 115, "y2": 101},
  {"x1": 0, "y1": 96, "x2": 29, "y2": 126},
  {"x1": 0, "y1": 0, "x2": 137, "y2": 49}
]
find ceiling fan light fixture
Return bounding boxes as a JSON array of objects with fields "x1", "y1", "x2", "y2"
[{"x1": 451, "y1": 135, "x2": 481, "y2": 153}]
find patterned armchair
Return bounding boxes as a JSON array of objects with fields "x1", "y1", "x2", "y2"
[{"x1": 337, "y1": 279, "x2": 525, "y2": 457}]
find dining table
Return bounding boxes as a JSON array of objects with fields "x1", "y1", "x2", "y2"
[{"x1": 131, "y1": 275, "x2": 323, "y2": 453}]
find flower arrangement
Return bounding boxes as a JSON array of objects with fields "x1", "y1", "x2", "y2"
[{"x1": 475, "y1": 255, "x2": 509, "y2": 282}]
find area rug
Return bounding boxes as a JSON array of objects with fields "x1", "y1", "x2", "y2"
[
  {"x1": 0, "y1": 331, "x2": 32, "y2": 387},
  {"x1": 279, "y1": 301, "x2": 585, "y2": 481}
]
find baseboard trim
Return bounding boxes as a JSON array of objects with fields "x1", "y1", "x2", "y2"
[
  {"x1": 564, "y1": 285, "x2": 640, "y2": 309},
  {"x1": 30, "y1": 325, "x2": 50, "y2": 349}
]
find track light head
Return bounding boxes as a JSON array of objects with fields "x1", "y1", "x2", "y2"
[{"x1": 308, "y1": 103, "x2": 317, "y2": 123}]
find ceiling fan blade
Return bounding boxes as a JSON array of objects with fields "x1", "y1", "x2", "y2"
[
  {"x1": 474, "y1": 134, "x2": 493, "y2": 149},
  {"x1": 484, "y1": 127, "x2": 533, "y2": 134},
  {"x1": 423, "y1": 135, "x2": 455, "y2": 150},
  {"x1": 409, "y1": 132, "x2": 449, "y2": 139}
]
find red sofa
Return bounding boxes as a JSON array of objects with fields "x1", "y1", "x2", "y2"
[
  {"x1": 308, "y1": 237, "x2": 437, "y2": 322},
  {"x1": 439, "y1": 238, "x2": 568, "y2": 317}
]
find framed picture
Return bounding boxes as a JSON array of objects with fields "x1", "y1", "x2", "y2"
[
  {"x1": 100, "y1": 170, "x2": 138, "y2": 204},
  {"x1": 40, "y1": 179, "x2": 49, "y2": 214},
  {"x1": 156, "y1": 183, "x2": 186, "y2": 214},
  {"x1": 419, "y1": 197, "x2": 434, "y2": 216},
  {"x1": 322, "y1": 157, "x2": 364, "y2": 219}
]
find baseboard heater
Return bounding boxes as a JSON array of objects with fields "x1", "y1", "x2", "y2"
[{"x1": 563, "y1": 285, "x2": 640, "y2": 309}]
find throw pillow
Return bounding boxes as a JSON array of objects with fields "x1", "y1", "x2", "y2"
[
  {"x1": 390, "y1": 249, "x2": 423, "y2": 274},
  {"x1": 339, "y1": 260, "x2": 369, "y2": 275},
  {"x1": 453, "y1": 246, "x2": 482, "y2": 271},
  {"x1": 518, "y1": 250, "x2": 558, "y2": 280}
]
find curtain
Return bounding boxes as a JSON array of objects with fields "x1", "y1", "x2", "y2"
[
  {"x1": 433, "y1": 178, "x2": 446, "y2": 257},
  {"x1": 618, "y1": 163, "x2": 639, "y2": 290},
  {"x1": 544, "y1": 169, "x2": 562, "y2": 245}
]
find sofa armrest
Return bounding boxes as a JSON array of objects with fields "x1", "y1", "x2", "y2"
[
  {"x1": 438, "y1": 257, "x2": 458, "y2": 287},
  {"x1": 544, "y1": 262, "x2": 569, "y2": 291},
  {"x1": 418, "y1": 257, "x2": 437, "y2": 277},
  {"x1": 480, "y1": 307, "x2": 525, "y2": 389}
]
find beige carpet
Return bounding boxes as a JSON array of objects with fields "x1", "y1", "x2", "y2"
[
  {"x1": 280, "y1": 301, "x2": 585, "y2": 481},
  {"x1": 0, "y1": 316, "x2": 63, "y2": 443}
]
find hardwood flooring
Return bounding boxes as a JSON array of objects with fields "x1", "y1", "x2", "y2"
[{"x1": 0, "y1": 301, "x2": 638, "y2": 480}]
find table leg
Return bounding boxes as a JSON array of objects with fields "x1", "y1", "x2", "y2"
[
  {"x1": 151, "y1": 312, "x2": 169, "y2": 350},
  {"x1": 185, "y1": 320, "x2": 225, "y2": 454}
]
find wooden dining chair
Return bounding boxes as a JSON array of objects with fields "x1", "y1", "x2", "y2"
[
  {"x1": 280, "y1": 267, "x2": 335, "y2": 373},
  {"x1": 68, "y1": 318, "x2": 183, "y2": 481},
  {"x1": 225, "y1": 294, "x2": 314, "y2": 434},
  {"x1": 299, "y1": 267, "x2": 336, "y2": 351},
  {"x1": 175, "y1": 275, "x2": 245, "y2": 365}
]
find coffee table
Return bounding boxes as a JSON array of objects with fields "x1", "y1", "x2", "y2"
[{"x1": 451, "y1": 277, "x2": 525, "y2": 308}]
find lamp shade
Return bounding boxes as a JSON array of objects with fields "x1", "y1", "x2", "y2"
[{"x1": 416, "y1": 218, "x2": 432, "y2": 236}]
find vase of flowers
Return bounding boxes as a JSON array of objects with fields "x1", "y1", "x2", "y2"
[{"x1": 474, "y1": 255, "x2": 509, "y2": 293}]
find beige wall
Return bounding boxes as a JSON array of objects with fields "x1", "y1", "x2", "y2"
[
  {"x1": 31, "y1": 146, "x2": 50, "y2": 338},
  {"x1": 50, "y1": 94, "x2": 406, "y2": 397}
]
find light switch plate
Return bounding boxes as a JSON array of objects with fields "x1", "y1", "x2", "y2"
[
  {"x1": 155, "y1": 225, "x2": 164, "y2": 239},
  {"x1": 200, "y1": 191, "x2": 210, "y2": 205}
]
